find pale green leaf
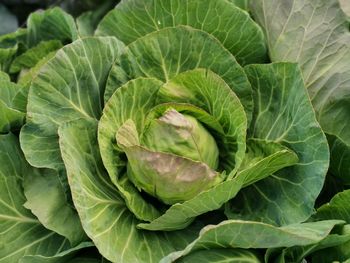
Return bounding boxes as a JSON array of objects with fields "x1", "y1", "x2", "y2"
[
  {"x1": 123, "y1": 144, "x2": 221, "y2": 205},
  {"x1": 141, "y1": 109, "x2": 219, "y2": 169},
  {"x1": 77, "y1": 12, "x2": 99, "y2": 37},
  {"x1": 0, "y1": 30, "x2": 20, "y2": 73},
  {"x1": 115, "y1": 119, "x2": 140, "y2": 147},
  {"x1": 137, "y1": 177, "x2": 245, "y2": 231}
]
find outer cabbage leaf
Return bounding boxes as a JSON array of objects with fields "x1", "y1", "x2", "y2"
[
  {"x1": 20, "y1": 36, "x2": 125, "y2": 171},
  {"x1": 0, "y1": 133, "x2": 72, "y2": 262},
  {"x1": 237, "y1": 139, "x2": 299, "y2": 187},
  {"x1": 96, "y1": 0, "x2": 267, "y2": 65},
  {"x1": 266, "y1": 188, "x2": 350, "y2": 262},
  {"x1": 160, "y1": 219, "x2": 344, "y2": 263},
  {"x1": 19, "y1": 37, "x2": 123, "y2": 244},
  {"x1": 250, "y1": 0, "x2": 350, "y2": 182},
  {"x1": 226, "y1": 63, "x2": 329, "y2": 225},
  {"x1": 19, "y1": 242, "x2": 95, "y2": 263},
  {"x1": 265, "y1": 224, "x2": 350, "y2": 263},
  {"x1": 310, "y1": 230, "x2": 350, "y2": 262},
  {"x1": 23, "y1": 168, "x2": 87, "y2": 245}
]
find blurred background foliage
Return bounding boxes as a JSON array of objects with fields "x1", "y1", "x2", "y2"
[{"x1": 1, "y1": 0, "x2": 119, "y2": 36}]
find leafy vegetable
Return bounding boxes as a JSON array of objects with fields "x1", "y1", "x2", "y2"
[
  {"x1": 20, "y1": 1, "x2": 327, "y2": 260},
  {"x1": 0, "y1": 0, "x2": 349, "y2": 262}
]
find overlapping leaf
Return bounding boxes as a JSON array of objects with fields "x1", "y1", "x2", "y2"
[
  {"x1": 267, "y1": 190, "x2": 350, "y2": 262},
  {"x1": 227, "y1": 63, "x2": 329, "y2": 225},
  {"x1": 105, "y1": 26, "x2": 253, "y2": 120},
  {"x1": 161, "y1": 219, "x2": 344, "y2": 263},
  {"x1": 250, "y1": 0, "x2": 350, "y2": 182},
  {"x1": 20, "y1": 36, "x2": 125, "y2": 170},
  {"x1": 96, "y1": 0, "x2": 267, "y2": 65},
  {"x1": 0, "y1": 133, "x2": 72, "y2": 262}
]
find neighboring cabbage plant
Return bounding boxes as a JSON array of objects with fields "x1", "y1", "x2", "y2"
[{"x1": 0, "y1": 7, "x2": 79, "y2": 133}]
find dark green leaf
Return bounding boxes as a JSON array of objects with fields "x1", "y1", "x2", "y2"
[
  {"x1": 96, "y1": 0, "x2": 267, "y2": 65},
  {"x1": 227, "y1": 63, "x2": 329, "y2": 225}
]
